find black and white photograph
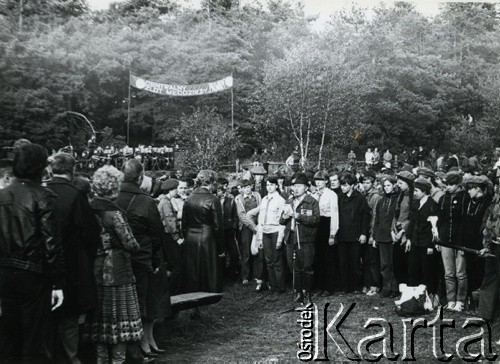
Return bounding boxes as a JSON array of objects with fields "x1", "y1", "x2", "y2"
[{"x1": 0, "y1": 0, "x2": 500, "y2": 362}]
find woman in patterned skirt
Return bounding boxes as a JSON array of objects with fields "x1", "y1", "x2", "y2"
[{"x1": 87, "y1": 166, "x2": 143, "y2": 364}]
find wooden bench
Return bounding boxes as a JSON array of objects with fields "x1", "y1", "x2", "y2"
[{"x1": 170, "y1": 292, "x2": 223, "y2": 313}]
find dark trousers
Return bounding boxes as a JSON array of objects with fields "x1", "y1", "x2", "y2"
[
  {"x1": 262, "y1": 232, "x2": 285, "y2": 292},
  {"x1": 379, "y1": 242, "x2": 397, "y2": 294},
  {"x1": 337, "y1": 241, "x2": 361, "y2": 292},
  {"x1": 408, "y1": 246, "x2": 438, "y2": 294},
  {"x1": 163, "y1": 233, "x2": 183, "y2": 295},
  {"x1": 51, "y1": 314, "x2": 80, "y2": 364},
  {"x1": 393, "y1": 242, "x2": 408, "y2": 285},
  {"x1": 286, "y1": 234, "x2": 315, "y2": 293},
  {"x1": 314, "y1": 217, "x2": 336, "y2": 293},
  {"x1": 239, "y1": 226, "x2": 264, "y2": 281},
  {"x1": 224, "y1": 229, "x2": 240, "y2": 278},
  {"x1": 0, "y1": 268, "x2": 52, "y2": 363},
  {"x1": 362, "y1": 243, "x2": 381, "y2": 288},
  {"x1": 466, "y1": 252, "x2": 485, "y2": 294},
  {"x1": 478, "y1": 244, "x2": 500, "y2": 321}
]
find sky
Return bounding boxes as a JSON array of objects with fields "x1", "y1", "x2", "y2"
[{"x1": 88, "y1": 0, "x2": 443, "y2": 16}]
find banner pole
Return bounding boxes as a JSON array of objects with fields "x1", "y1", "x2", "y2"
[
  {"x1": 127, "y1": 70, "x2": 131, "y2": 145},
  {"x1": 230, "y1": 72, "x2": 234, "y2": 131}
]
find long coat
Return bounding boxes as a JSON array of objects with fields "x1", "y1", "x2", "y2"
[
  {"x1": 182, "y1": 187, "x2": 224, "y2": 293},
  {"x1": 115, "y1": 182, "x2": 165, "y2": 272},
  {"x1": 46, "y1": 177, "x2": 100, "y2": 315}
]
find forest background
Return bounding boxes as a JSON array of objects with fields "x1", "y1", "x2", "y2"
[{"x1": 0, "y1": 0, "x2": 499, "y2": 169}]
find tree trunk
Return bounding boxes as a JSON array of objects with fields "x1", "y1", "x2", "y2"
[{"x1": 18, "y1": 0, "x2": 23, "y2": 32}]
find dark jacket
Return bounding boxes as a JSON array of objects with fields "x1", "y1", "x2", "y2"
[
  {"x1": 220, "y1": 193, "x2": 238, "y2": 230},
  {"x1": 438, "y1": 190, "x2": 468, "y2": 245},
  {"x1": 182, "y1": 187, "x2": 224, "y2": 293},
  {"x1": 90, "y1": 197, "x2": 139, "y2": 286},
  {"x1": 115, "y1": 182, "x2": 165, "y2": 272},
  {"x1": 408, "y1": 197, "x2": 439, "y2": 248},
  {"x1": 46, "y1": 177, "x2": 100, "y2": 315},
  {"x1": 281, "y1": 194, "x2": 320, "y2": 245},
  {"x1": 337, "y1": 190, "x2": 371, "y2": 242},
  {"x1": 373, "y1": 192, "x2": 399, "y2": 242},
  {"x1": 461, "y1": 195, "x2": 492, "y2": 250},
  {"x1": 0, "y1": 179, "x2": 64, "y2": 287}
]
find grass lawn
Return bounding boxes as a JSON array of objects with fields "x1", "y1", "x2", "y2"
[{"x1": 154, "y1": 281, "x2": 500, "y2": 362}]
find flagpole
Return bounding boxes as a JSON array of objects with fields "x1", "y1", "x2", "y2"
[
  {"x1": 230, "y1": 72, "x2": 234, "y2": 131},
  {"x1": 127, "y1": 69, "x2": 131, "y2": 145}
]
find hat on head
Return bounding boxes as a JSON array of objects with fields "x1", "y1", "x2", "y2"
[
  {"x1": 445, "y1": 171, "x2": 462, "y2": 185},
  {"x1": 414, "y1": 177, "x2": 432, "y2": 194},
  {"x1": 435, "y1": 171, "x2": 446, "y2": 180},
  {"x1": 291, "y1": 173, "x2": 309, "y2": 186},
  {"x1": 401, "y1": 163, "x2": 413, "y2": 172},
  {"x1": 417, "y1": 167, "x2": 435, "y2": 179},
  {"x1": 160, "y1": 179, "x2": 179, "y2": 192},
  {"x1": 250, "y1": 164, "x2": 267, "y2": 175},
  {"x1": 465, "y1": 175, "x2": 489, "y2": 187},
  {"x1": 396, "y1": 171, "x2": 416, "y2": 185}
]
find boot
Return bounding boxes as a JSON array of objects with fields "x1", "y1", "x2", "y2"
[{"x1": 304, "y1": 292, "x2": 313, "y2": 306}]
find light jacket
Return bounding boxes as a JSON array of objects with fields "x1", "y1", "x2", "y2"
[
  {"x1": 235, "y1": 192, "x2": 262, "y2": 232},
  {"x1": 312, "y1": 187, "x2": 339, "y2": 236}
]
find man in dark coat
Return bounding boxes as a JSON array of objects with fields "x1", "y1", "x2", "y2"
[
  {"x1": 182, "y1": 170, "x2": 225, "y2": 293},
  {"x1": 217, "y1": 178, "x2": 239, "y2": 280},
  {"x1": 0, "y1": 143, "x2": 65, "y2": 363},
  {"x1": 337, "y1": 173, "x2": 371, "y2": 293},
  {"x1": 115, "y1": 159, "x2": 166, "y2": 363},
  {"x1": 46, "y1": 153, "x2": 100, "y2": 364},
  {"x1": 281, "y1": 173, "x2": 320, "y2": 305}
]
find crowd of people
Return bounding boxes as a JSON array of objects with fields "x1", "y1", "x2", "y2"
[{"x1": 1, "y1": 138, "x2": 500, "y2": 363}]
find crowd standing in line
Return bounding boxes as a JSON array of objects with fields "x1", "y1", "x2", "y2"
[{"x1": 1, "y1": 139, "x2": 500, "y2": 363}]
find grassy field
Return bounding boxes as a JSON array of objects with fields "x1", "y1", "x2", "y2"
[{"x1": 154, "y1": 281, "x2": 500, "y2": 362}]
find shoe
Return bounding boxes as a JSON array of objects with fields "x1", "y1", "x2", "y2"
[
  {"x1": 242, "y1": 279, "x2": 249, "y2": 285},
  {"x1": 444, "y1": 301, "x2": 456, "y2": 311},
  {"x1": 141, "y1": 348, "x2": 158, "y2": 358},
  {"x1": 362, "y1": 287, "x2": 369, "y2": 294},
  {"x1": 366, "y1": 288, "x2": 378, "y2": 297},
  {"x1": 430, "y1": 294, "x2": 441, "y2": 309},
  {"x1": 150, "y1": 346, "x2": 166, "y2": 354},
  {"x1": 453, "y1": 301, "x2": 464, "y2": 312},
  {"x1": 294, "y1": 292, "x2": 304, "y2": 304}
]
